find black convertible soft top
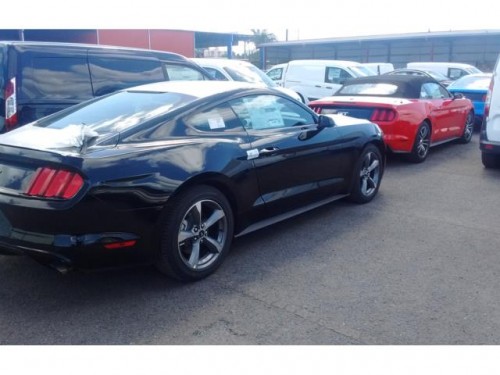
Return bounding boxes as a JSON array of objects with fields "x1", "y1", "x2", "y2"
[{"x1": 338, "y1": 75, "x2": 439, "y2": 99}]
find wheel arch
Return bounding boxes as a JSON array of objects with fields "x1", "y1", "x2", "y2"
[{"x1": 164, "y1": 172, "x2": 240, "y2": 225}]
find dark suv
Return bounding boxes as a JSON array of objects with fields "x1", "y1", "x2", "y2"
[{"x1": 0, "y1": 41, "x2": 211, "y2": 132}]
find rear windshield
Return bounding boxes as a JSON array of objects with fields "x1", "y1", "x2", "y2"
[
  {"x1": 337, "y1": 83, "x2": 399, "y2": 96},
  {"x1": 34, "y1": 90, "x2": 196, "y2": 134}
]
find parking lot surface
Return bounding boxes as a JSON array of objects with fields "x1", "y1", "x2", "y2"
[{"x1": 1, "y1": 134, "x2": 499, "y2": 345}]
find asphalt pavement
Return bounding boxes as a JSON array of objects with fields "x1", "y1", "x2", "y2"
[{"x1": 1, "y1": 133, "x2": 499, "y2": 344}]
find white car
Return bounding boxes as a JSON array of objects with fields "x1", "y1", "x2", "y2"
[
  {"x1": 407, "y1": 62, "x2": 482, "y2": 81},
  {"x1": 192, "y1": 58, "x2": 306, "y2": 103},
  {"x1": 480, "y1": 56, "x2": 500, "y2": 168}
]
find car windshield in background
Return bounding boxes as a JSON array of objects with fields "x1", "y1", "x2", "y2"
[
  {"x1": 224, "y1": 65, "x2": 277, "y2": 87},
  {"x1": 35, "y1": 91, "x2": 197, "y2": 134},
  {"x1": 349, "y1": 66, "x2": 374, "y2": 77},
  {"x1": 338, "y1": 83, "x2": 399, "y2": 96},
  {"x1": 448, "y1": 75, "x2": 492, "y2": 90},
  {"x1": 466, "y1": 66, "x2": 483, "y2": 74},
  {"x1": 425, "y1": 70, "x2": 449, "y2": 81}
]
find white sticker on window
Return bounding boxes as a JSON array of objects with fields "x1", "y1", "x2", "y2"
[{"x1": 208, "y1": 117, "x2": 226, "y2": 129}]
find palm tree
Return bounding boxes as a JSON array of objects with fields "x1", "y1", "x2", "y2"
[{"x1": 250, "y1": 29, "x2": 277, "y2": 46}]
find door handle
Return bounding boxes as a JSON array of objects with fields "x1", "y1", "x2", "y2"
[
  {"x1": 259, "y1": 147, "x2": 280, "y2": 156},
  {"x1": 315, "y1": 85, "x2": 322, "y2": 88}
]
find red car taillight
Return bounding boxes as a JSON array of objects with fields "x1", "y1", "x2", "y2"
[
  {"x1": 370, "y1": 108, "x2": 396, "y2": 122},
  {"x1": 4, "y1": 77, "x2": 18, "y2": 131},
  {"x1": 26, "y1": 167, "x2": 84, "y2": 199}
]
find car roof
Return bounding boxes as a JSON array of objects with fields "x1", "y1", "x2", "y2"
[
  {"x1": 127, "y1": 80, "x2": 266, "y2": 97},
  {"x1": 288, "y1": 59, "x2": 362, "y2": 67},
  {"x1": 0, "y1": 40, "x2": 187, "y2": 61},
  {"x1": 408, "y1": 62, "x2": 475, "y2": 68},
  {"x1": 339, "y1": 75, "x2": 439, "y2": 99},
  {"x1": 191, "y1": 58, "x2": 253, "y2": 69}
]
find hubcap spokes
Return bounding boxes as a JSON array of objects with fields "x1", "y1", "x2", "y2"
[
  {"x1": 417, "y1": 126, "x2": 430, "y2": 158},
  {"x1": 359, "y1": 152, "x2": 380, "y2": 196},
  {"x1": 464, "y1": 114, "x2": 474, "y2": 139},
  {"x1": 178, "y1": 200, "x2": 227, "y2": 270}
]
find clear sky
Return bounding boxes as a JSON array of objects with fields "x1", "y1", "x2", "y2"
[{"x1": 7, "y1": 0, "x2": 500, "y2": 41}]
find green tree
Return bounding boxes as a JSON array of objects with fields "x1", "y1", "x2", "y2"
[
  {"x1": 248, "y1": 29, "x2": 277, "y2": 67},
  {"x1": 250, "y1": 29, "x2": 277, "y2": 46}
]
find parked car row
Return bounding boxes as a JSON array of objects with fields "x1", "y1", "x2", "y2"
[{"x1": 0, "y1": 40, "x2": 497, "y2": 282}]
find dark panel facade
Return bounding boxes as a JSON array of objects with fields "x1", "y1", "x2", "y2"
[{"x1": 260, "y1": 31, "x2": 500, "y2": 71}]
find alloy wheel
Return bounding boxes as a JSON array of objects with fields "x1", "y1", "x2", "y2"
[
  {"x1": 359, "y1": 151, "x2": 381, "y2": 197},
  {"x1": 416, "y1": 125, "x2": 430, "y2": 159},
  {"x1": 177, "y1": 199, "x2": 228, "y2": 271}
]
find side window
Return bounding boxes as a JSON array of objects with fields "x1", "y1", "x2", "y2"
[
  {"x1": 448, "y1": 68, "x2": 466, "y2": 80},
  {"x1": 267, "y1": 68, "x2": 283, "y2": 81},
  {"x1": 421, "y1": 83, "x2": 452, "y2": 99},
  {"x1": 20, "y1": 57, "x2": 93, "y2": 100},
  {"x1": 185, "y1": 103, "x2": 243, "y2": 132},
  {"x1": 89, "y1": 57, "x2": 164, "y2": 96},
  {"x1": 229, "y1": 94, "x2": 315, "y2": 130},
  {"x1": 203, "y1": 67, "x2": 229, "y2": 81},
  {"x1": 325, "y1": 67, "x2": 351, "y2": 84},
  {"x1": 164, "y1": 63, "x2": 207, "y2": 81}
]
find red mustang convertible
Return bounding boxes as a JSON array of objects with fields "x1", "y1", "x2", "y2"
[{"x1": 309, "y1": 75, "x2": 474, "y2": 162}]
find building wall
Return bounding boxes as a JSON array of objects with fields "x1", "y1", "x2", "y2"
[
  {"x1": 98, "y1": 29, "x2": 195, "y2": 57},
  {"x1": 0, "y1": 29, "x2": 196, "y2": 57},
  {"x1": 262, "y1": 33, "x2": 500, "y2": 71}
]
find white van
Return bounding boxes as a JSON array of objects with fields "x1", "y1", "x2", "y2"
[
  {"x1": 266, "y1": 63, "x2": 288, "y2": 87},
  {"x1": 266, "y1": 60, "x2": 372, "y2": 101},
  {"x1": 480, "y1": 56, "x2": 500, "y2": 168},
  {"x1": 191, "y1": 58, "x2": 304, "y2": 103},
  {"x1": 407, "y1": 62, "x2": 482, "y2": 81}
]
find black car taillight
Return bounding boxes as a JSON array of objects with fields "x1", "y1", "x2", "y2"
[
  {"x1": 370, "y1": 108, "x2": 396, "y2": 122},
  {"x1": 26, "y1": 167, "x2": 84, "y2": 199}
]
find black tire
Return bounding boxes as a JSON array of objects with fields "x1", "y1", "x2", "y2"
[
  {"x1": 349, "y1": 144, "x2": 383, "y2": 204},
  {"x1": 156, "y1": 185, "x2": 234, "y2": 281},
  {"x1": 407, "y1": 122, "x2": 431, "y2": 163},
  {"x1": 457, "y1": 111, "x2": 474, "y2": 144},
  {"x1": 482, "y1": 152, "x2": 500, "y2": 169}
]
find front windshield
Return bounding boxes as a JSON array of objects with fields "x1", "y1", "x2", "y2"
[
  {"x1": 424, "y1": 70, "x2": 448, "y2": 81},
  {"x1": 349, "y1": 66, "x2": 373, "y2": 77},
  {"x1": 224, "y1": 64, "x2": 277, "y2": 87},
  {"x1": 35, "y1": 90, "x2": 197, "y2": 134},
  {"x1": 466, "y1": 66, "x2": 482, "y2": 74}
]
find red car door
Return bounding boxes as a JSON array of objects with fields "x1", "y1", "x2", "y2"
[
  {"x1": 422, "y1": 82, "x2": 463, "y2": 141},
  {"x1": 421, "y1": 82, "x2": 454, "y2": 143}
]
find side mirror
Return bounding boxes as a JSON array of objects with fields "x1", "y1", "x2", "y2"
[
  {"x1": 453, "y1": 92, "x2": 465, "y2": 100},
  {"x1": 318, "y1": 115, "x2": 336, "y2": 128}
]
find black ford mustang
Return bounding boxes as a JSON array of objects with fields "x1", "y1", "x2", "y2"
[{"x1": 0, "y1": 81, "x2": 385, "y2": 281}]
